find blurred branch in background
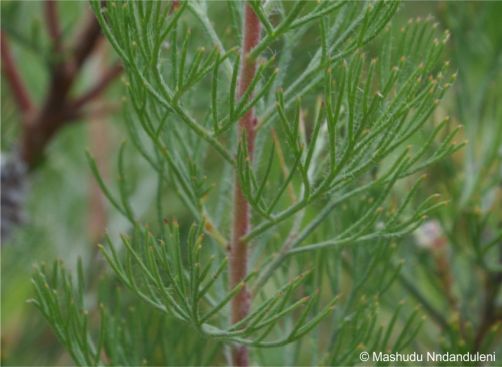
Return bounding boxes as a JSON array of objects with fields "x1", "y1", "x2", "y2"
[
  {"x1": 0, "y1": 0, "x2": 122, "y2": 242},
  {"x1": 87, "y1": 42, "x2": 111, "y2": 245},
  {"x1": 1, "y1": 2, "x2": 121, "y2": 364},
  {"x1": 0, "y1": 32, "x2": 33, "y2": 114}
]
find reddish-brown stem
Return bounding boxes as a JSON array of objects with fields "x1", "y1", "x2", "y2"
[
  {"x1": 230, "y1": 3, "x2": 261, "y2": 366},
  {"x1": 0, "y1": 32, "x2": 33, "y2": 115},
  {"x1": 1, "y1": 3, "x2": 121, "y2": 242},
  {"x1": 72, "y1": 13, "x2": 102, "y2": 70},
  {"x1": 17, "y1": 8, "x2": 119, "y2": 168},
  {"x1": 71, "y1": 62, "x2": 123, "y2": 110},
  {"x1": 44, "y1": 1, "x2": 62, "y2": 53}
]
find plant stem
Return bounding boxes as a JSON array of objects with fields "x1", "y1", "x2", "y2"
[
  {"x1": 230, "y1": 3, "x2": 260, "y2": 366},
  {"x1": 14, "y1": 10, "x2": 117, "y2": 168},
  {"x1": 0, "y1": 32, "x2": 33, "y2": 115},
  {"x1": 44, "y1": 1, "x2": 62, "y2": 53},
  {"x1": 71, "y1": 62, "x2": 123, "y2": 110}
]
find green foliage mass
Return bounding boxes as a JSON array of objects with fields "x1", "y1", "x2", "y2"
[{"x1": 5, "y1": 1, "x2": 495, "y2": 366}]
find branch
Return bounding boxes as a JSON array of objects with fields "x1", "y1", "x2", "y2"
[
  {"x1": 72, "y1": 12, "x2": 102, "y2": 70},
  {"x1": 230, "y1": 3, "x2": 261, "y2": 366},
  {"x1": 44, "y1": 0, "x2": 62, "y2": 53},
  {"x1": 19, "y1": 9, "x2": 109, "y2": 167},
  {"x1": 71, "y1": 62, "x2": 123, "y2": 110},
  {"x1": 0, "y1": 31, "x2": 33, "y2": 115}
]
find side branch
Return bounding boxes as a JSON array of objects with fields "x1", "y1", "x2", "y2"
[
  {"x1": 44, "y1": 1, "x2": 62, "y2": 53},
  {"x1": 1, "y1": 2, "x2": 121, "y2": 241},
  {"x1": 71, "y1": 62, "x2": 123, "y2": 110},
  {"x1": 72, "y1": 13, "x2": 102, "y2": 70},
  {"x1": 0, "y1": 32, "x2": 33, "y2": 115}
]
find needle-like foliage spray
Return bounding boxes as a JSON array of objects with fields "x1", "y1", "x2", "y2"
[{"x1": 31, "y1": 1, "x2": 463, "y2": 365}]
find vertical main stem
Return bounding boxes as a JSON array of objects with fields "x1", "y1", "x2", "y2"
[{"x1": 230, "y1": 3, "x2": 261, "y2": 366}]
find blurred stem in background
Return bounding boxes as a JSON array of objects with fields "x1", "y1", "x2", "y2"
[
  {"x1": 1, "y1": 1, "x2": 120, "y2": 364},
  {"x1": 0, "y1": 0, "x2": 121, "y2": 242},
  {"x1": 88, "y1": 42, "x2": 111, "y2": 245}
]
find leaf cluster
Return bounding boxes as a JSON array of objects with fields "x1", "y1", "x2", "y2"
[{"x1": 31, "y1": 1, "x2": 466, "y2": 364}]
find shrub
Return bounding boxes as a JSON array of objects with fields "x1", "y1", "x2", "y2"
[{"x1": 30, "y1": 1, "x2": 464, "y2": 365}]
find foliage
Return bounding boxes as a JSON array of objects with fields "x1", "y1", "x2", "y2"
[
  {"x1": 9, "y1": 0, "x2": 484, "y2": 366},
  {"x1": 390, "y1": 1, "x2": 502, "y2": 357}
]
